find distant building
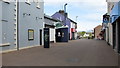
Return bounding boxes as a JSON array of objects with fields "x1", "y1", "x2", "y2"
[
  {"x1": 69, "y1": 19, "x2": 77, "y2": 40},
  {"x1": 83, "y1": 33, "x2": 89, "y2": 37},
  {"x1": 52, "y1": 10, "x2": 77, "y2": 40},
  {"x1": 94, "y1": 25, "x2": 102, "y2": 39},
  {"x1": 52, "y1": 10, "x2": 71, "y2": 39}
]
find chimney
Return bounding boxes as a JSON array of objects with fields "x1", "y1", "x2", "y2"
[
  {"x1": 59, "y1": 10, "x2": 68, "y2": 17},
  {"x1": 59, "y1": 10, "x2": 65, "y2": 15}
]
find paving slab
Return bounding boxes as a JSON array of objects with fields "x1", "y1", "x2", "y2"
[{"x1": 2, "y1": 39, "x2": 118, "y2": 66}]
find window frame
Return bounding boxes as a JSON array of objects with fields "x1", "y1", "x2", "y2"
[
  {"x1": 36, "y1": 1, "x2": 40, "y2": 9},
  {"x1": 28, "y1": 29, "x2": 34, "y2": 41},
  {"x1": 25, "y1": 0, "x2": 31, "y2": 5},
  {"x1": 34, "y1": 0, "x2": 40, "y2": 9},
  {"x1": 3, "y1": 0, "x2": 10, "y2": 4}
]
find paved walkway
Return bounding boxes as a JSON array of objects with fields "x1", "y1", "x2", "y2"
[{"x1": 2, "y1": 39, "x2": 118, "y2": 66}]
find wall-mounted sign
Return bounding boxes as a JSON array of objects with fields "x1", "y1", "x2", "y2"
[
  {"x1": 58, "y1": 32, "x2": 61, "y2": 37},
  {"x1": 103, "y1": 15, "x2": 110, "y2": 23},
  {"x1": 111, "y1": 15, "x2": 119, "y2": 23},
  {"x1": 71, "y1": 28, "x2": 75, "y2": 32},
  {"x1": 28, "y1": 29, "x2": 34, "y2": 40}
]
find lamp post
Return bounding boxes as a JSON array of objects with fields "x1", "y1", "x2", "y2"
[
  {"x1": 64, "y1": 3, "x2": 67, "y2": 26},
  {"x1": 76, "y1": 16, "x2": 78, "y2": 23}
]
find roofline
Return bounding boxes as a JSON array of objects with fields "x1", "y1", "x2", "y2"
[
  {"x1": 69, "y1": 18, "x2": 77, "y2": 24},
  {"x1": 44, "y1": 14, "x2": 61, "y2": 22},
  {"x1": 94, "y1": 25, "x2": 102, "y2": 29}
]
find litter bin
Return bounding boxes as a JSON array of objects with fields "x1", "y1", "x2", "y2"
[{"x1": 44, "y1": 28, "x2": 50, "y2": 48}]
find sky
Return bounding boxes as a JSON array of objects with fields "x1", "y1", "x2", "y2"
[{"x1": 44, "y1": 0, "x2": 107, "y2": 32}]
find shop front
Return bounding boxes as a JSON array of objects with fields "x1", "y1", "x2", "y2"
[
  {"x1": 56, "y1": 27, "x2": 68, "y2": 42},
  {"x1": 110, "y1": 2, "x2": 120, "y2": 53}
]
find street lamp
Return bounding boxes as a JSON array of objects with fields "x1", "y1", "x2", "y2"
[
  {"x1": 64, "y1": 3, "x2": 67, "y2": 26},
  {"x1": 76, "y1": 16, "x2": 78, "y2": 22}
]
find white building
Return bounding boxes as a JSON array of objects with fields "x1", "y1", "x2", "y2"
[
  {"x1": 0, "y1": 0, "x2": 44, "y2": 52},
  {"x1": 70, "y1": 19, "x2": 77, "y2": 40},
  {"x1": 83, "y1": 33, "x2": 89, "y2": 38},
  {"x1": 44, "y1": 14, "x2": 62, "y2": 43},
  {"x1": 104, "y1": 2, "x2": 115, "y2": 46}
]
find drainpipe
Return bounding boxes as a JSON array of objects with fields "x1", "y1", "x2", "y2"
[
  {"x1": 64, "y1": 3, "x2": 67, "y2": 26},
  {"x1": 16, "y1": 0, "x2": 19, "y2": 50}
]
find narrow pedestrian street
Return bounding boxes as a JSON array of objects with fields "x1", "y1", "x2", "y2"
[{"x1": 2, "y1": 39, "x2": 118, "y2": 66}]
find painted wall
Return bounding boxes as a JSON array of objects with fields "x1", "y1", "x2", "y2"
[
  {"x1": 105, "y1": 28, "x2": 109, "y2": 42},
  {"x1": 94, "y1": 25, "x2": 102, "y2": 39},
  {"x1": 1, "y1": 0, "x2": 44, "y2": 52},
  {"x1": 70, "y1": 21, "x2": 77, "y2": 40},
  {"x1": 44, "y1": 17, "x2": 56, "y2": 43},
  {"x1": 71, "y1": 22, "x2": 76, "y2": 28},
  {"x1": 110, "y1": 2, "x2": 120, "y2": 23},
  {"x1": 1, "y1": 2, "x2": 16, "y2": 51},
  {"x1": 108, "y1": 23, "x2": 113, "y2": 46},
  {"x1": 107, "y1": 2, "x2": 115, "y2": 14},
  {"x1": 0, "y1": 2, "x2": 2, "y2": 52},
  {"x1": 44, "y1": 17, "x2": 55, "y2": 26},
  {"x1": 52, "y1": 12, "x2": 71, "y2": 33},
  {"x1": 18, "y1": 1, "x2": 44, "y2": 48}
]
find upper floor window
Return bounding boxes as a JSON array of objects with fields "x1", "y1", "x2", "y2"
[
  {"x1": 33, "y1": 0, "x2": 40, "y2": 9},
  {"x1": 25, "y1": 0, "x2": 31, "y2": 5},
  {"x1": 36, "y1": 2, "x2": 40, "y2": 9},
  {"x1": 3, "y1": 0, "x2": 10, "y2": 4}
]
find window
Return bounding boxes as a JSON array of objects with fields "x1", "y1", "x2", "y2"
[
  {"x1": 36, "y1": 2, "x2": 40, "y2": 9},
  {"x1": 25, "y1": 0, "x2": 31, "y2": 5},
  {"x1": 3, "y1": 0, "x2": 10, "y2": 4},
  {"x1": 34, "y1": 0, "x2": 40, "y2": 9},
  {"x1": 62, "y1": 32, "x2": 64, "y2": 37},
  {"x1": 33, "y1": 0, "x2": 37, "y2": 2},
  {"x1": 58, "y1": 32, "x2": 61, "y2": 37},
  {"x1": 28, "y1": 29, "x2": 34, "y2": 40}
]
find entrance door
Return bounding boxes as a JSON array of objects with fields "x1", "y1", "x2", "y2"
[
  {"x1": 118, "y1": 20, "x2": 120, "y2": 53},
  {"x1": 113, "y1": 23, "x2": 116, "y2": 49},
  {"x1": 40, "y1": 29, "x2": 42, "y2": 45},
  {"x1": 56, "y1": 29, "x2": 61, "y2": 42},
  {"x1": 72, "y1": 32, "x2": 75, "y2": 40},
  {"x1": 44, "y1": 28, "x2": 50, "y2": 48}
]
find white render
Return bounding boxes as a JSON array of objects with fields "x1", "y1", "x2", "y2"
[
  {"x1": 44, "y1": 15, "x2": 58, "y2": 43},
  {"x1": 108, "y1": 23, "x2": 113, "y2": 46},
  {"x1": 70, "y1": 21, "x2": 77, "y2": 40},
  {"x1": 71, "y1": 22, "x2": 76, "y2": 28},
  {"x1": 105, "y1": 2, "x2": 115, "y2": 46},
  {"x1": 50, "y1": 28, "x2": 55, "y2": 42},
  {"x1": 105, "y1": 27, "x2": 109, "y2": 42},
  {"x1": 107, "y1": 2, "x2": 115, "y2": 14}
]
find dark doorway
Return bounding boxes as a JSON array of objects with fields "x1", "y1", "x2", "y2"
[
  {"x1": 72, "y1": 32, "x2": 75, "y2": 40},
  {"x1": 56, "y1": 28, "x2": 68, "y2": 42},
  {"x1": 40, "y1": 29, "x2": 42, "y2": 45},
  {"x1": 56, "y1": 29, "x2": 61, "y2": 42},
  {"x1": 117, "y1": 19, "x2": 120, "y2": 53},
  {"x1": 44, "y1": 28, "x2": 50, "y2": 48},
  {"x1": 113, "y1": 22, "x2": 116, "y2": 49}
]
